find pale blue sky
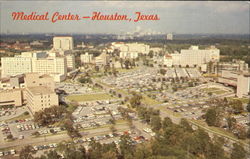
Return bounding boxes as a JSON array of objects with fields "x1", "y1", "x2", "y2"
[{"x1": 0, "y1": 1, "x2": 249, "y2": 34}]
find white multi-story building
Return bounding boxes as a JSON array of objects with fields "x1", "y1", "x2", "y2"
[
  {"x1": 24, "y1": 73, "x2": 58, "y2": 114},
  {"x1": 120, "y1": 51, "x2": 139, "y2": 59},
  {"x1": 65, "y1": 54, "x2": 75, "y2": 70},
  {"x1": 218, "y1": 70, "x2": 250, "y2": 98},
  {"x1": 167, "y1": 33, "x2": 173, "y2": 40},
  {"x1": 95, "y1": 52, "x2": 110, "y2": 66},
  {"x1": 26, "y1": 86, "x2": 58, "y2": 114},
  {"x1": 80, "y1": 52, "x2": 93, "y2": 64},
  {"x1": 163, "y1": 46, "x2": 220, "y2": 67},
  {"x1": 1, "y1": 57, "x2": 33, "y2": 76},
  {"x1": 163, "y1": 54, "x2": 173, "y2": 67},
  {"x1": 180, "y1": 46, "x2": 220, "y2": 67},
  {"x1": 1, "y1": 51, "x2": 67, "y2": 82},
  {"x1": 53, "y1": 36, "x2": 74, "y2": 50},
  {"x1": 51, "y1": 37, "x2": 76, "y2": 71},
  {"x1": 111, "y1": 42, "x2": 150, "y2": 59},
  {"x1": 237, "y1": 74, "x2": 250, "y2": 98},
  {"x1": 48, "y1": 50, "x2": 75, "y2": 71},
  {"x1": 0, "y1": 73, "x2": 58, "y2": 111}
]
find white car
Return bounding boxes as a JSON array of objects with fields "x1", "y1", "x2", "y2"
[
  {"x1": 19, "y1": 135, "x2": 24, "y2": 140},
  {"x1": 10, "y1": 149, "x2": 16, "y2": 155},
  {"x1": 33, "y1": 146, "x2": 38, "y2": 151}
]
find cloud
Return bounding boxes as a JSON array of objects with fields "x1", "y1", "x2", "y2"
[{"x1": 205, "y1": 1, "x2": 249, "y2": 13}]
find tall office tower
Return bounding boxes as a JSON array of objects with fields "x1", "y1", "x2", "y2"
[
  {"x1": 53, "y1": 36, "x2": 74, "y2": 50},
  {"x1": 166, "y1": 33, "x2": 173, "y2": 40}
]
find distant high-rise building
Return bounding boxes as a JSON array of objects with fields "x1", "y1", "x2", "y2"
[
  {"x1": 52, "y1": 37, "x2": 76, "y2": 71},
  {"x1": 167, "y1": 33, "x2": 173, "y2": 40},
  {"x1": 111, "y1": 42, "x2": 150, "y2": 59},
  {"x1": 53, "y1": 36, "x2": 74, "y2": 50}
]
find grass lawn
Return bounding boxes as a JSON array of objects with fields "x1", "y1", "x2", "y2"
[
  {"x1": 189, "y1": 120, "x2": 249, "y2": 145},
  {"x1": 202, "y1": 87, "x2": 220, "y2": 92},
  {"x1": 116, "y1": 89, "x2": 129, "y2": 95},
  {"x1": 158, "y1": 105, "x2": 181, "y2": 117},
  {"x1": 227, "y1": 97, "x2": 249, "y2": 104},
  {"x1": 116, "y1": 67, "x2": 138, "y2": 73},
  {"x1": 213, "y1": 90, "x2": 227, "y2": 95},
  {"x1": 79, "y1": 120, "x2": 128, "y2": 131},
  {"x1": 66, "y1": 104, "x2": 78, "y2": 113},
  {"x1": 201, "y1": 87, "x2": 227, "y2": 95},
  {"x1": 142, "y1": 95, "x2": 162, "y2": 105},
  {"x1": 66, "y1": 93, "x2": 116, "y2": 102},
  {"x1": 5, "y1": 112, "x2": 31, "y2": 122}
]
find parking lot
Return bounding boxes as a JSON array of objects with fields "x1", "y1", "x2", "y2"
[
  {"x1": 72, "y1": 100, "x2": 123, "y2": 128},
  {"x1": 56, "y1": 82, "x2": 103, "y2": 95},
  {"x1": 31, "y1": 128, "x2": 150, "y2": 158},
  {"x1": 0, "y1": 107, "x2": 29, "y2": 122},
  {"x1": 161, "y1": 83, "x2": 234, "y2": 120}
]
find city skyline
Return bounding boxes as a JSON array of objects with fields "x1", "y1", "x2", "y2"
[{"x1": 0, "y1": 1, "x2": 249, "y2": 34}]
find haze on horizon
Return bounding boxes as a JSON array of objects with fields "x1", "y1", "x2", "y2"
[{"x1": 0, "y1": 1, "x2": 249, "y2": 35}]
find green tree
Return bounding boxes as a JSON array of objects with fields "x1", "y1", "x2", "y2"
[
  {"x1": 161, "y1": 125, "x2": 184, "y2": 146},
  {"x1": 148, "y1": 50, "x2": 154, "y2": 58},
  {"x1": 124, "y1": 59, "x2": 130, "y2": 69},
  {"x1": 245, "y1": 127, "x2": 250, "y2": 140},
  {"x1": 237, "y1": 127, "x2": 247, "y2": 140},
  {"x1": 193, "y1": 129, "x2": 211, "y2": 156},
  {"x1": 62, "y1": 119, "x2": 81, "y2": 138},
  {"x1": 88, "y1": 140, "x2": 103, "y2": 159},
  {"x1": 246, "y1": 99, "x2": 250, "y2": 112},
  {"x1": 119, "y1": 134, "x2": 135, "y2": 158},
  {"x1": 134, "y1": 142, "x2": 153, "y2": 159},
  {"x1": 6, "y1": 134, "x2": 13, "y2": 140},
  {"x1": 39, "y1": 150, "x2": 61, "y2": 159},
  {"x1": 231, "y1": 143, "x2": 246, "y2": 159},
  {"x1": 24, "y1": 111, "x2": 29, "y2": 115},
  {"x1": 34, "y1": 106, "x2": 67, "y2": 126},
  {"x1": 180, "y1": 118, "x2": 193, "y2": 132},
  {"x1": 56, "y1": 142, "x2": 86, "y2": 159},
  {"x1": 78, "y1": 76, "x2": 92, "y2": 84},
  {"x1": 226, "y1": 116, "x2": 236, "y2": 130},
  {"x1": 150, "y1": 115, "x2": 162, "y2": 132},
  {"x1": 162, "y1": 117, "x2": 173, "y2": 130},
  {"x1": 159, "y1": 69, "x2": 166, "y2": 75},
  {"x1": 102, "y1": 151, "x2": 117, "y2": 159},
  {"x1": 205, "y1": 142, "x2": 226, "y2": 159},
  {"x1": 205, "y1": 108, "x2": 220, "y2": 126},
  {"x1": 230, "y1": 100, "x2": 243, "y2": 114},
  {"x1": 129, "y1": 93, "x2": 142, "y2": 108},
  {"x1": 19, "y1": 145, "x2": 35, "y2": 159}
]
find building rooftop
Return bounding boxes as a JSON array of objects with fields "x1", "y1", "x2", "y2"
[
  {"x1": 27, "y1": 86, "x2": 54, "y2": 95},
  {"x1": 53, "y1": 36, "x2": 72, "y2": 38}
]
